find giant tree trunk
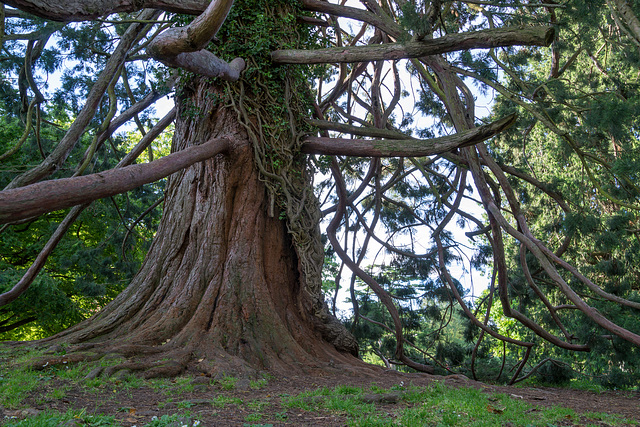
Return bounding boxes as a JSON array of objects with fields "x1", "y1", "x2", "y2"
[{"x1": 32, "y1": 78, "x2": 361, "y2": 378}]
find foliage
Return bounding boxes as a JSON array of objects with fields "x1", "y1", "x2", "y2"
[
  {"x1": 0, "y1": 8, "x2": 167, "y2": 340},
  {"x1": 1, "y1": 0, "x2": 640, "y2": 388},
  {"x1": 475, "y1": 0, "x2": 640, "y2": 387}
]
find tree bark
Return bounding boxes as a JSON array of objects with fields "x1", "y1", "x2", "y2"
[
  {"x1": 33, "y1": 78, "x2": 361, "y2": 377},
  {"x1": 302, "y1": 113, "x2": 516, "y2": 156},
  {"x1": 272, "y1": 26, "x2": 555, "y2": 64},
  {"x1": 0, "y1": 0, "x2": 208, "y2": 22},
  {"x1": 0, "y1": 137, "x2": 230, "y2": 225}
]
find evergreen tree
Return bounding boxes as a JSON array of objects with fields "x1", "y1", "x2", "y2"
[{"x1": 0, "y1": 0, "x2": 637, "y2": 382}]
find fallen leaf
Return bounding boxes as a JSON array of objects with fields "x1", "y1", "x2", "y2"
[{"x1": 487, "y1": 404, "x2": 506, "y2": 414}]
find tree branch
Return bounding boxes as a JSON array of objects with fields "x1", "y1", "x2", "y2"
[
  {"x1": 302, "y1": 113, "x2": 516, "y2": 156},
  {"x1": 4, "y1": 9, "x2": 160, "y2": 190},
  {"x1": 146, "y1": 0, "x2": 245, "y2": 81},
  {"x1": 300, "y1": 0, "x2": 400, "y2": 38},
  {"x1": 272, "y1": 26, "x2": 555, "y2": 64},
  {"x1": 0, "y1": 137, "x2": 230, "y2": 225},
  {"x1": 0, "y1": 109, "x2": 176, "y2": 309},
  {"x1": 0, "y1": 0, "x2": 208, "y2": 22}
]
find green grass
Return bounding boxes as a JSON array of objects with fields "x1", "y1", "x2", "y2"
[
  {"x1": 3, "y1": 409, "x2": 118, "y2": 427},
  {"x1": 2, "y1": 409, "x2": 204, "y2": 427},
  {"x1": 244, "y1": 413, "x2": 264, "y2": 422},
  {"x1": 0, "y1": 347, "x2": 636, "y2": 427},
  {"x1": 176, "y1": 400, "x2": 196, "y2": 409},
  {"x1": 45, "y1": 384, "x2": 71, "y2": 400},
  {"x1": 211, "y1": 395, "x2": 243, "y2": 407},
  {"x1": 282, "y1": 382, "x2": 637, "y2": 427},
  {"x1": 250, "y1": 378, "x2": 268, "y2": 389},
  {"x1": 246, "y1": 398, "x2": 270, "y2": 411},
  {"x1": 0, "y1": 368, "x2": 41, "y2": 408},
  {"x1": 219, "y1": 375, "x2": 238, "y2": 390}
]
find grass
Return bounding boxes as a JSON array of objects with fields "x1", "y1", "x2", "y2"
[
  {"x1": 250, "y1": 378, "x2": 268, "y2": 389},
  {"x1": 211, "y1": 395, "x2": 243, "y2": 407},
  {"x1": 3, "y1": 409, "x2": 118, "y2": 427},
  {"x1": 3, "y1": 410, "x2": 203, "y2": 427},
  {"x1": 0, "y1": 347, "x2": 637, "y2": 426},
  {"x1": 219, "y1": 375, "x2": 238, "y2": 390},
  {"x1": 0, "y1": 369, "x2": 41, "y2": 408},
  {"x1": 283, "y1": 381, "x2": 637, "y2": 427}
]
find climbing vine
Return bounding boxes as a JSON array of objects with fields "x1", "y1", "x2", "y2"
[{"x1": 179, "y1": 0, "x2": 331, "y2": 317}]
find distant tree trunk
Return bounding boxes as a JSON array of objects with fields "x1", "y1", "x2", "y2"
[{"x1": 34, "y1": 77, "x2": 360, "y2": 378}]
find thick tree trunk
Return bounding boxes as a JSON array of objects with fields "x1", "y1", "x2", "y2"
[{"x1": 34, "y1": 78, "x2": 361, "y2": 378}]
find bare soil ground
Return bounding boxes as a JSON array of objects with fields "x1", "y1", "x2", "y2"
[{"x1": 1, "y1": 369, "x2": 639, "y2": 426}]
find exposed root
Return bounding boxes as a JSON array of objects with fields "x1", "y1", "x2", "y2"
[
  {"x1": 28, "y1": 351, "x2": 102, "y2": 371},
  {"x1": 19, "y1": 336, "x2": 379, "y2": 383}
]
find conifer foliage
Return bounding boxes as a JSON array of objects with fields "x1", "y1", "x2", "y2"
[{"x1": 0, "y1": 0, "x2": 638, "y2": 383}]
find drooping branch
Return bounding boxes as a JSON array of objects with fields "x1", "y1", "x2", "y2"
[
  {"x1": 4, "y1": 9, "x2": 160, "y2": 190},
  {"x1": 300, "y1": 0, "x2": 400, "y2": 42},
  {"x1": 0, "y1": 0, "x2": 208, "y2": 22},
  {"x1": 328, "y1": 159, "x2": 434, "y2": 373},
  {"x1": 0, "y1": 109, "x2": 176, "y2": 309},
  {"x1": 146, "y1": 0, "x2": 245, "y2": 81},
  {"x1": 0, "y1": 137, "x2": 230, "y2": 225},
  {"x1": 302, "y1": 113, "x2": 516, "y2": 156},
  {"x1": 272, "y1": 26, "x2": 555, "y2": 64}
]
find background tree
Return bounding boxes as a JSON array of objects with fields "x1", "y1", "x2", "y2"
[
  {"x1": 0, "y1": 14, "x2": 168, "y2": 338},
  {"x1": 478, "y1": 0, "x2": 640, "y2": 387},
  {"x1": 0, "y1": 0, "x2": 638, "y2": 383}
]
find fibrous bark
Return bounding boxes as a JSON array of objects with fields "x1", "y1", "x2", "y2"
[
  {"x1": 0, "y1": 0, "x2": 208, "y2": 22},
  {"x1": 30, "y1": 78, "x2": 361, "y2": 378}
]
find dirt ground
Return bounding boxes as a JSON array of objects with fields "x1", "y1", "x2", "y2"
[{"x1": 2, "y1": 369, "x2": 639, "y2": 426}]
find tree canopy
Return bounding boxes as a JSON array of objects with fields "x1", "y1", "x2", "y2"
[{"x1": 1, "y1": 0, "x2": 639, "y2": 385}]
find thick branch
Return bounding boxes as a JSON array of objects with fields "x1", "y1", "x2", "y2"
[
  {"x1": 0, "y1": 109, "x2": 175, "y2": 309},
  {"x1": 0, "y1": 0, "x2": 208, "y2": 22},
  {"x1": 148, "y1": 0, "x2": 232, "y2": 57},
  {"x1": 272, "y1": 26, "x2": 554, "y2": 64},
  {"x1": 0, "y1": 138, "x2": 230, "y2": 224},
  {"x1": 302, "y1": 113, "x2": 516, "y2": 156},
  {"x1": 4, "y1": 9, "x2": 160, "y2": 190},
  {"x1": 146, "y1": 0, "x2": 245, "y2": 81}
]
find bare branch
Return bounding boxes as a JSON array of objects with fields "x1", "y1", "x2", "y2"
[
  {"x1": 0, "y1": 137, "x2": 230, "y2": 225},
  {"x1": 146, "y1": 0, "x2": 245, "y2": 81},
  {"x1": 0, "y1": 0, "x2": 208, "y2": 22},
  {"x1": 0, "y1": 109, "x2": 176, "y2": 308},
  {"x1": 272, "y1": 26, "x2": 555, "y2": 64},
  {"x1": 4, "y1": 9, "x2": 161, "y2": 190},
  {"x1": 301, "y1": 0, "x2": 400, "y2": 37},
  {"x1": 302, "y1": 114, "x2": 516, "y2": 156}
]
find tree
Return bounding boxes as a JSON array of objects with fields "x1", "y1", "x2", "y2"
[
  {"x1": 478, "y1": 0, "x2": 640, "y2": 386},
  {"x1": 0, "y1": 12, "x2": 168, "y2": 339},
  {"x1": 0, "y1": 0, "x2": 638, "y2": 382}
]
